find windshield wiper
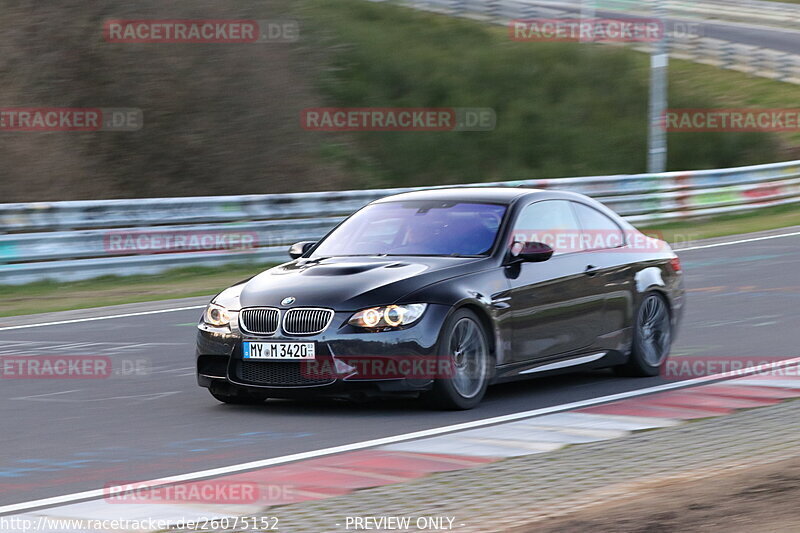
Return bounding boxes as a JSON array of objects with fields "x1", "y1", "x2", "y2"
[
  {"x1": 380, "y1": 253, "x2": 485, "y2": 258},
  {"x1": 312, "y1": 254, "x2": 389, "y2": 258}
]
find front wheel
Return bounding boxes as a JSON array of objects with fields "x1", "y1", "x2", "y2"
[
  {"x1": 616, "y1": 292, "x2": 672, "y2": 377},
  {"x1": 424, "y1": 308, "x2": 491, "y2": 410}
]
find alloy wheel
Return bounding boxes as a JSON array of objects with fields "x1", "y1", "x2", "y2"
[
  {"x1": 448, "y1": 317, "x2": 489, "y2": 399},
  {"x1": 637, "y1": 294, "x2": 672, "y2": 366}
]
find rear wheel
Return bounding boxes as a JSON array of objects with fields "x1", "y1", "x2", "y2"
[
  {"x1": 424, "y1": 308, "x2": 491, "y2": 410},
  {"x1": 209, "y1": 386, "x2": 268, "y2": 405},
  {"x1": 616, "y1": 292, "x2": 672, "y2": 377}
]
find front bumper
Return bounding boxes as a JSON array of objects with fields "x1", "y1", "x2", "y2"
[{"x1": 196, "y1": 305, "x2": 451, "y2": 399}]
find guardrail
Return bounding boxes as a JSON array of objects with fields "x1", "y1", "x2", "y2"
[
  {"x1": 1, "y1": 160, "x2": 798, "y2": 285},
  {"x1": 628, "y1": 0, "x2": 800, "y2": 29},
  {"x1": 400, "y1": 0, "x2": 800, "y2": 84},
  {"x1": 666, "y1": 38, "x2": 800, "y2": 84},
  {"x1": 491, "y1": 0, "x2": 800, "y2": 29},
  {"x1": 416, "y1": 0, "x2": 800, "y2": 28}
]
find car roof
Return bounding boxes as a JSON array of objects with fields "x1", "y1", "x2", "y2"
[{"x1": 373, "y1": 187, "x2": 542, "y2": 205}]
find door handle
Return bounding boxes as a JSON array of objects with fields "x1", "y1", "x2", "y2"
[{"x1": 584, "y1": 265, "x2": 599, "y2": 277}]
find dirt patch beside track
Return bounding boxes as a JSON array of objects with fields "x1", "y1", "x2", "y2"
[{"x1": 525, "y1": 455, "x2": 800, "y2": 533}]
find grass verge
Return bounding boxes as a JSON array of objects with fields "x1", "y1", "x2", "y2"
[
  {"x1": 0, "y1": 264, "x2": 272, "y2": 318},
  {"x1": 647, "y1": 203, "x2": 800, "y2": 245}
]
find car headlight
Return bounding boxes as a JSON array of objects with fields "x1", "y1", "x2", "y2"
[
  {"x1": 203, "y1": 303, "x2": 232, "y2": 327},
  {"x1": 348, "y1": 304, "x2": 427, "y2": 331}
]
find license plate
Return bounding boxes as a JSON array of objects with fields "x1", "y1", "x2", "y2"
[{"x1": 243, "y1": 342, "x2": 316, "y2": 360}]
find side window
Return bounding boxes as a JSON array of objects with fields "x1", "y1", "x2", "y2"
[
  {"x1": 572, "y1": 202, "x2": 625, "y2": 251},
  {"x1": 512, "y1": 200, "x2": 583, "y2": 255}
]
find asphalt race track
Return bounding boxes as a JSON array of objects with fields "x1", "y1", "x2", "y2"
[{"x1": 0, "y1": 232, "x2": 798, "y2": 509}]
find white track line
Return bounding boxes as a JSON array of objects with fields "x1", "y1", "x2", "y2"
[
  {"x1": 2, "y1": 356, "x2": 798, "y2": 516},
  {"x1": 0, "y1": 306, "x2": 205, "y2": 332},
  {"x1": 677, "y1": 230, "x2": 800, "y2": 252}
]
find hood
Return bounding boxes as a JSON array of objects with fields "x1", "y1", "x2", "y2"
[{"x1": 238, "y1": 255, "x2": 486, "y2": 310}]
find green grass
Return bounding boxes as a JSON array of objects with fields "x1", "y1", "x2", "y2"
[
  {"x1": 647, "y1": 203, "x2": 800, "y2": 244},
  {"x1": 669, "y1": 59, "x2": 800, "y2": 146},
  {"x1": 3, "y1": 205, "x2": 799, "y2": 318},
  {"x1": 300, "y1": 0, "x2": 789, "y2": 190}
]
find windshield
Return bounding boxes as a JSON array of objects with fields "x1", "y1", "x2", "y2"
[{"x1": 311, "y1": 200, "x2": 507, "y2": 258}]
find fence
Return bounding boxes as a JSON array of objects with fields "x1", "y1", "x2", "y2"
[{"x1": 1, "y1": 160, "x2": 798, "y2": 285}]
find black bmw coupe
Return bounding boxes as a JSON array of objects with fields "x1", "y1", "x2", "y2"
[{"x1": 197, "y1": 188, "x2": 684, "y2": 409}]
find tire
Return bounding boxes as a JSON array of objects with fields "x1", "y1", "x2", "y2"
[
  {"x1": 209, "y1": 387, "x2": 268, "y2": 405},
  {"x1": 615, "y1": 292, "x2": 672, "y2": 377},
  {"x1": 424, "y1": 308, "x2": 492, "y2": 410}
]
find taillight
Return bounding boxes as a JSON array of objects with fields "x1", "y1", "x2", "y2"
[{"x1": 669, "y1": 256, "x2": 682, "y2": 272}]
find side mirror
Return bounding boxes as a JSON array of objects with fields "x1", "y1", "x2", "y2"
[
  {"x1": 510, "y1": 241, "x2": 554, "y2": 263},
  {"x1": 288, "y1": 241, "x2": 316, "y2": 259}
]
